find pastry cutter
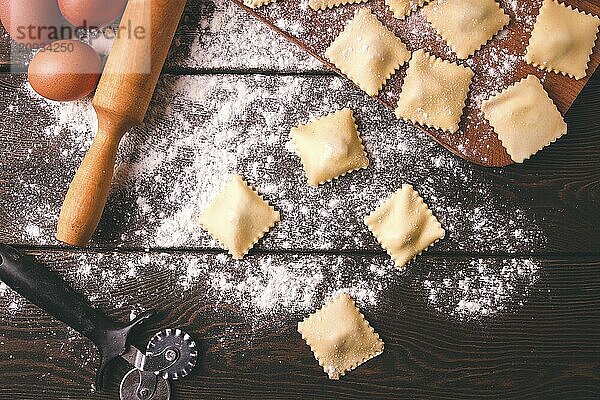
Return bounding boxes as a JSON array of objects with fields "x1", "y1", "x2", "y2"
[{"x1": 0, "y1": 244, "x2": 197, "y2": 400}]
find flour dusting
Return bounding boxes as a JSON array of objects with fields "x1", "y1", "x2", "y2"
[
  {"x1": 423, "y1": 258, "x2": 540, "y2": 319},
  {"x1": 205, "y1": 254, "x2": 391, "y2": 319},
  {"x1": 0, "y1": 0, "x2": 547, "y2": 325},
  {"x1": 183, "y1": 0, "x2": 320, "y2": 70},
  {"x1": 2, "y1": 71, "x2": 546, "y2": 323}
]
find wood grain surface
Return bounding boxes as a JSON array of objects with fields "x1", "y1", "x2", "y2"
[
  {"x1": 1, "y1": 0, "x2": 600, "y2": 398},
  {"x1": 1, "y1": 250, "x2": 600, "y2": 399}
]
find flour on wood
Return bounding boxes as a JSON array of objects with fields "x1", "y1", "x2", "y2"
[
  {"x1": 2, "y1": 72, "x2": 547, "y2": 323},
  {"x1": 188, "y1": 0, "x2": 320, "y2": 70},
  {"x1": 85, "y1": 0, "x2": 322, "y2": 71},
  {"x1": 422, "y1": 258, "x2": 540, "y2": 319},
  {"x1": 5, "y1": 0, "x2": 548, "y2": 324}
]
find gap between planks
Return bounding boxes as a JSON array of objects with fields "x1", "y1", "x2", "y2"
[
  {"x1": 7, "y1": 243, "x2": 600, "y2": 259},
  {"x1": 0, "y1": 63, "x2": 334, "y2": 76}
]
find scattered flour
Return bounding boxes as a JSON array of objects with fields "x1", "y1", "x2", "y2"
[
  {"x1": 0, "y1": 249, "x2": 540, "y2": 325},
  {"x1": 1, "y1": 0, "x2": 547, "y2": 326},
  {"x1": 503, "y1": 0, "x2": 540, "y2": 25},
  {"x1": 2, "y1": 74, "x2": 546, "y2": 324},
  {"x1": 184, "y1": 0, "x2": 320, "y2": 70},
  {"x1": 423, "y1": 258, "x2": 540, "y2": 319},
  {"x1": 205, "y1": 254, "x2": 391, "y2": 319}
]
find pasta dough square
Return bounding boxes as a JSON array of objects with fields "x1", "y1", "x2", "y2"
[
  {"x1": 198, "y1": 175, "x2": 280, "y2": 259},
  {"x1": 422, "y1": 0, "x2": 510, "y2": 59},
  {"x1": 481, "y1": 74, "x2": 567, "y2": 163},
  {"x1": 525, "y1": 0, "x2": 600, "y2": 80},
  {"x1": 386, "y1": 0, "x2": 430, "y2": 19},
  {"x1": 395, "y1": 49, "x2": 474, "y2": 133},
  {"x1": 309, "y1": 0, "x2": 367, "y2": 11},
  {"x1": 365, "y1": 184, "x2": 445, "y2": 268},
  {"x1": 325, "y1": 8, "x2": 411, "y2": 96},
  {"x1": 298, "y1": 293, "x2": 384, "y2": 380},
  {"x1": 243, "y1": 0, "x2": 276, "y2": 8},
  {"x1": 290, "y1": 108, "x2": 369, "y2": 186}
]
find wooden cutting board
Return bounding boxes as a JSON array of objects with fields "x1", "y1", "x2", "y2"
[{"x1": 232, "y1": 0, "x2": 600, "y2": 167}]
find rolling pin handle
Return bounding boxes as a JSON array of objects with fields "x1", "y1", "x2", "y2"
[
  {"x1": 56, "y1": 0, "x2": 187, "y2": 246},
  {"x1": 56, "y1": 115, "x2": 133, "y2": 246}
]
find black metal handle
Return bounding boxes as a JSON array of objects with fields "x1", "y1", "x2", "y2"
[
  {"x1": 0, "y1": 244, "x2": 155, "y2": 389},
  {"x1": 0, "y1": 244, "x2": 116, "y2": 345}
]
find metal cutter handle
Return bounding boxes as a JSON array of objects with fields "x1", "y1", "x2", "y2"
[{"x1": 0, "y1": 244, "x2": 153, "y2": 389}]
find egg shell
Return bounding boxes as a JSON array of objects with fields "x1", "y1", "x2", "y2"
[
  {"x1": 28, "y1": 40, "x2": 102, "y2": 102},
  {"x1": 0, "y1": 0, "x2": 70, "y2": 46},
  {"x1": 58, "y1": 0, "x2": 127, "y2": 28}
]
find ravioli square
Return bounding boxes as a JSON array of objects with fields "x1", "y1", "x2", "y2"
[
  {"x1": 243, "y1": 0, "x2": 276, "y2": 8},
  {"x1": 386, "y1": 0, "x2": 430, "y2": 19},
  {"x1": 309, "y1": 0, "x2": 367, "y2": 11},
  {"x1": 423, "y1": 0, "x2": 510, "y2": 59},
  {"x1": 395, "y1": 49, "x2": 474, "y2": 133},
  {"x1": 290, "y1": 108, "x2": 369, "y2": 186},
  {"x1": 481, "y1": 75, "x2": 567, "y2": 163},
  {"x1": 325, "y1": 8, "x2": 411, "y2": 96},
  {"x1": 525, "y1": 0, "x2": 599, "y2": 79},
  {"x1": 365, "y1": 184, "x2": 445, "y2": 269},
  {"x1": 298, "y1": 293, "x2": 384, "y2": 380},
  {"x1": 198, "y1": 175, "x2": 280, "y2": 259}
]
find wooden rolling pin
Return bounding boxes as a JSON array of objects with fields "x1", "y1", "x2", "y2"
[{"x1": 56, "y1": 0, "x2": 187, "y2": 246}]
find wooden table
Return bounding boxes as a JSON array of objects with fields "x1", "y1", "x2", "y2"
[{"x1": 1, "y1": 1, "x2": 600, "y2": 398}]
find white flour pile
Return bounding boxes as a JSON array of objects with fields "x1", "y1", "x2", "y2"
[{"x1": 1, "y1": 0, "x2": 545, "y2": 325}]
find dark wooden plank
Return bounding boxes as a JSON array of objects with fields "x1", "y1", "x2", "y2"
[
  {"x1": 0, "y1": 249, "x2": 599, "y2": 399},
  {"x1": 235, "y1": 0, "x2": 600, "y2": 167},
  {"x1": 0, "y1": 0, "x2": 322, "y2": 72},
  {"x1": 1, "y1": 72, "x2": 599, "y2": 253}
]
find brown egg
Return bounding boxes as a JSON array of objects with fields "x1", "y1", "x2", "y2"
[
  {"x1": 0, "y1": 0, "x2": 70, "y2": 46},
  {"x1": 58, "y1": 0, "x2": 127, "y2": 28},
  {"x1": 28, "y1": 40, "x2": 102, "y2": 102}
]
